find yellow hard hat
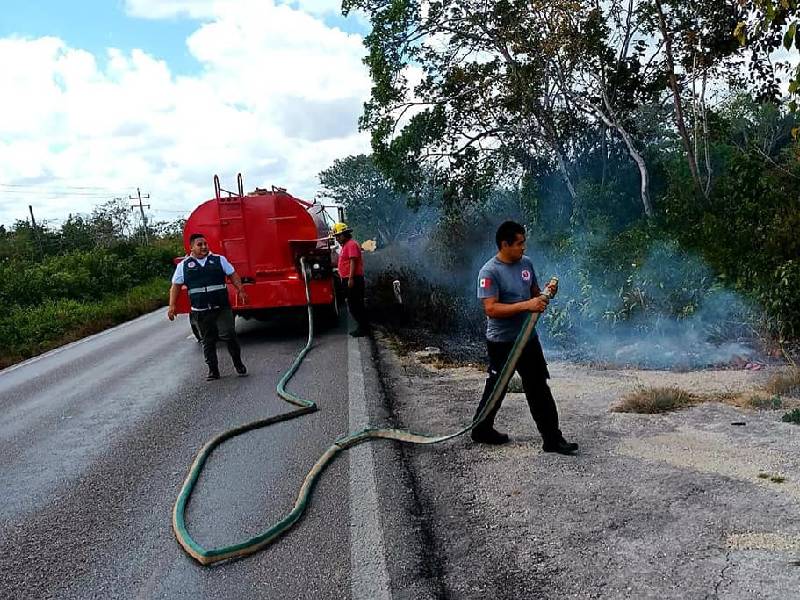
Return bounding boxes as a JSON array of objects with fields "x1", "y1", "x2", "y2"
[{"x1": 332, "y1": 222, "x2": 352, "y2": 235}]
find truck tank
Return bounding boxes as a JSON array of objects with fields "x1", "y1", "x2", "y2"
[{"x1": 174, "y1": 176, "x2": 337, "y2": 318}]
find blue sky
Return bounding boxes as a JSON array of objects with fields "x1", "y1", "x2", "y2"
[
  {"x1": 0, "y1": 1, "x2": 202, "y2": 75},
  {"x1": 0, "y1": 1, "x2": 368, "y2": 76},
  {"x1": 0, "y1": 0, "x2": 373, "y2": 226}
]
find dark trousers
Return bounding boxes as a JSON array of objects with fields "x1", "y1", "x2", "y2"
[
  {"x1": 194, "y1": 307, "x2": 243, "y2": 371},
  {"x1": 473, "y1": 336, "x2": 562, "y2": 444},
  {"x1": 342, "y1": 275, "x2": 368, "y2": 328}
]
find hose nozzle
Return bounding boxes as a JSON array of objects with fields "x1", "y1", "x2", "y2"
[{"x1": 543, "y1": 276, "x2": 559, "y2": 299}]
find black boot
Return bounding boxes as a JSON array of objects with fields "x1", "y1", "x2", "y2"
[
  {"x1": 206, "y1": 367, "x2": 221, "y2": 381},
  {"x1": 471, "y1": 427, "x2": 510, "y2": 445},
  {"x1": 234, "y1": 361, "x2": 248, "y2": 377},
  {"x1": 542, "y1": 438, "x2": 578, "y2": 455}
]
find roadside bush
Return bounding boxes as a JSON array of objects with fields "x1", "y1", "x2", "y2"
[
  {"x1": 659, "y1": 146, "x2": 800, "y2": 340},
  {"x1": 0, "y1": 277, "x2": 168, "y2": 366},
  {"x1": 0, "y1": 244, "x2": 176, "y2": 308},
  {"x1": 760, "y1": 259, "x2": 800, "y2": 340}
]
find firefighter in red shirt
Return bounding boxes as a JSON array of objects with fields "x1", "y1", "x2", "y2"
[{"x1": 332, "y1": 222, "x2": 369, "y2": 337}]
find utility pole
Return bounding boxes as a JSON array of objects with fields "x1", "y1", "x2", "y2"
[
  {"x1": 129, "y1": 187, "x2": 151, "y2": 244},
  {"x1": 28, "y1": 205, "x2": 43, "y2": 258}
]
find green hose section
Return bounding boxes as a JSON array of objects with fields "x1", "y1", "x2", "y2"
[{"x1": 172, "y1": 261, "x2": 556, "y2": 565}]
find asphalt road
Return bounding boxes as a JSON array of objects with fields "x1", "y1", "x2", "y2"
[{"x1": 0, "y1": 309, "x2": 392, "y2": 599}]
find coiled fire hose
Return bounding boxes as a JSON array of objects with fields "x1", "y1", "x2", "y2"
[{"x1": 172, "y1": 258, "x2": 558, "y2": 565}]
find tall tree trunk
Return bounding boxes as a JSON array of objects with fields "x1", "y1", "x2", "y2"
[
  {"x1": 619, "y1": 126, "x2": 654, "y2": 217},
  {"x1": 552, "y1": 141, "x2": 578, "y2": 201},
  {"x1": 654, "y1": 0, "x2": 707, "y2": 200},
  {"x1": 493, "y1": 38, "x2": 578, "y2": 206},
  {"x1": 536, "y1": 112, "x2": 578, "y2": 201},
  {"x1": 700, "y1": 68, "x2": 713, "y2": 196},
  {"x1": 593, "y1": 95, "x2": 654, "y2": 218},
  {"x1": 600, "y1": 123, "x2": 608, "y2": 188}
]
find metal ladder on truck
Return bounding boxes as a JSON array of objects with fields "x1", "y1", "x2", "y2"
[{"x1": 214, "y1": 174, "x2": 252, "y2": 291}]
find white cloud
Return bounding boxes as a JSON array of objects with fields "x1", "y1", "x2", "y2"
[
  {"x1": 123, "y1": 0, "x2": 223, "y2": 20},
  {"x1": 124, "y1": 0, "x2": 347, "y2": 20},
  {"x1": 0, "y1": 0, "x2": 371, "y2": 225}
]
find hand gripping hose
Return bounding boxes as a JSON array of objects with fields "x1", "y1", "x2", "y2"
[{"x1": 172, "y1": 261, "x2": 557, "y2": 565}]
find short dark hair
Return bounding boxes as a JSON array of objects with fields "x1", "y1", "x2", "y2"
[
  {"x1": 495, "y1": 221, "x2": 525, "y2": 249},
  {"x1": 189, "y1": 233, "x2": 206, "y2": 245}
]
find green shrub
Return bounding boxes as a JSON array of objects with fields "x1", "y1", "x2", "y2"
[
  {"x1": 0, "y1": 245, "x2": 176, "y2": 309},
  {"x1": 0, "y1": 277, "x2": 168, "y2": 366}
]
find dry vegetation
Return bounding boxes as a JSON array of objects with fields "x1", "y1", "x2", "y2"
[
  {"x1": 611, "y1": 386, "x2": 695, "y2": 414},
  {"x1": 764, "y1": 367, "x2": 800, "y2": 397},
  {"x1": 612, "y1": 370, "x2": 800, "y2": 415},
  {"x1": 728, "y1": 391, "x2": 785, "y2": 410}
]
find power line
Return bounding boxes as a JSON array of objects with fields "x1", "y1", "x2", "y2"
[
  {"x1": 0, "y1": 183, "x2": 120, "y2": 191},
  {"x1": 0, "y1": 190, "x2": 121, "y2": 198}
]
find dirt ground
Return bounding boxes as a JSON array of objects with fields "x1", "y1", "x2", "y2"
[{"x1": 375, "y1": 335, "x2": 800, "y2": 599}]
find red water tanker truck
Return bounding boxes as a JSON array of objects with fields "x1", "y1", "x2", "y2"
[{"x1": 173, "y1": 174, "x2": 340, "y2": 330}]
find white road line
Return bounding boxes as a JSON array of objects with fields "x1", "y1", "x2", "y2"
[
  {"x1": 0, "y1": 310, "x2": 163, "y2": 377},
  {"x1": 348, "y1": 329, "x2": 392, "y2": 600}
]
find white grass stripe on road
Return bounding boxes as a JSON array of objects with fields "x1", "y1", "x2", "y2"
[{"x1": 348, "y1": 331, "x2": 392, "y2": 600}]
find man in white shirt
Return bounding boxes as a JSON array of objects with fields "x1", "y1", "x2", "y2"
[{"x1": 167, "y1": 233, "x2": 249, "y2": 381}]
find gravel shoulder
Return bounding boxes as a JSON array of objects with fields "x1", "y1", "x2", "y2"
[{"x1": 375, "y1": 334, "x2": 800, "y2": 599}]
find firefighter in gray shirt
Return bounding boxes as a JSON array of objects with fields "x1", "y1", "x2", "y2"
[{"x1": 472, "y1": 221, "x2": 578, "y2": 454}]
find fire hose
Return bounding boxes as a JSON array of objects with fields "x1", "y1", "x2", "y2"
[{"x1": 172, "y1": 257, "x2": 558, "y2": 565}]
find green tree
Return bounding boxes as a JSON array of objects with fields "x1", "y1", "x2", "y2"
[
  {"x1": 345, "y1": 0, "x2": 767, "y2": 223},
  {"x1": 60, "y1": 214, "x2": 95, "y2": 251},
  {"x1": 89, "y1": 198, "x2": 132, "y2": 246},
  {"x1": 343, "y1": 0, "x2": 588, "y2": 213},
  {"x1": 736, "y1": 1, "x2": 800, "y2": 105},
  {"x1": 318, "y1": 154, "x2": 435, "y2": 246}
]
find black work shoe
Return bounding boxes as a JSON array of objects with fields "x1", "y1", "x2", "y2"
[
  {"x1": 206, "y1": 369, "x2": 221, "y2": 381},
  {"x1": 471, "y1": 428, "x2": 510, "y2": 445},
  {"x1": 561, "y1": 439, "x2": 579, "y2": 452},
  {"x1": 349, "y1": 328, "x2": 368, "y2": 338},
  {"x1": 542, "y1": 439, "x2": 578, "y2": 455},
  {"x1": 234, "y1": 363, "x2": 248, "y2": 377}
]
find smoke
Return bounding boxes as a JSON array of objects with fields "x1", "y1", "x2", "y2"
[
  {"x1": 365, "y1": 203, "x2": 762, "y2": 370},
  {"x1": 530, "y1": 236, "x2": 758, "y2": 368}
]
